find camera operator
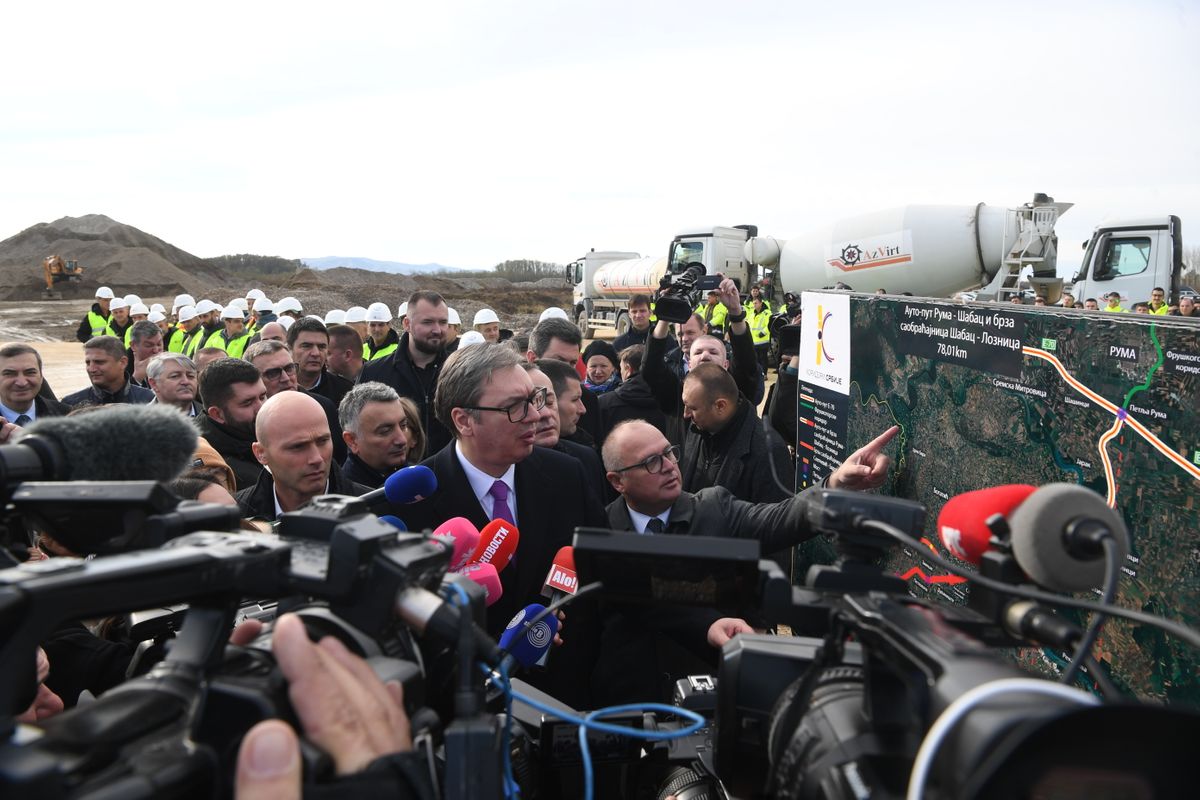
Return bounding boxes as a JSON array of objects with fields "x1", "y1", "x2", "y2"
[
  {"x1": 592, "y1": 419, "x2": 897, "y2": 704},
  {"x1": 235, "y1": 614, "x2": 435, "y2": 800}
]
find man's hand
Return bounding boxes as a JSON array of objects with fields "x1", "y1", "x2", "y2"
[
  {"x1": 717, "y1": 276, "x2": 742, "y2": 313},
  {"x1": 235, "y1": 613, "x2": 415, "y2": 799},
  {"x1": 653, "y1": 318, "x2": 671, "y2": 339},
  {"x1": 132, "y1": 353, "x2": 152, "y2": 383},
  {"x1": 0, "y1": 420, "x2": 22, "y2": 445},
  {"x1": 707, "y1": 617, "x2": 756, "y2": 648},
  {"x1": 16, "y1": 648, "x2": 64, "y2": 724},
  {"x1": 827, "y1": 425, "x2": 899, "y2": 491}
]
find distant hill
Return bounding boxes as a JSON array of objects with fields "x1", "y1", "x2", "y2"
[
  {"x1": 0, "y1": 214, "x2": 226, "y2": 301},
  {"x1": 301, "y1": 256, "x2": 469, "y2": 274}
]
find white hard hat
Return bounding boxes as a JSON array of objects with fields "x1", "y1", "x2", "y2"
[
  {"x1": 276, "y1": 296, "x2": 302, "y2": 314},
  {"x1": 173, "y1": 293, "x2": 195, "y2": 310},
  {"x1": 325, "y1": 309, "x2": 346, "y2": 325},
  {"x1": 366, "y1": 302, "x2": 393, "y2": 323},
  {"x1": 305, "y1": 314, "x2": 325, "y2": 323},
  {"x1": 246, "y1": 288, "x2": 267, "y2": 302},
  {"x1": 538, "y1": 307, "x2": 569, "y2": 322},
  {"x1": 345, "y1": 306, "x2": 368, "y2": 323},
  {"x1": 150, "y1": 303, "x2": 166, "y2": 315},
  {"x1": 397, "y1": 302, "x2": 408, "y2": 319},
  {"x1": 221, "y1": 305, "x2": 245, "y2": 320},
  {"x1": 129, "y1": 302, "x2": 150, "y2": 316},
  {"x1": 177, "y1": 305, "x2": 198, "y2": 323},
  {"x1": 123, "y1": 294, "x2": 142, "y2": 307},
  {"x1": 95, "y1": 286, "x2": 115, "y2": 300},
  {"x1": 278, "y1": 316, "x2": 295, "y2": 331},
  {"x1": 195, "y1": 299, "x2": 217, "y2": 315},
  {"x1": 457, "y1": 330, "x2": 486, "y2": 349},
  {"x1": 473, "y1": 308, "x2": 500, "y2": 326},
  {"x1": 447, "y1": 307, "x2": 461, "y2": 325},
  {"x1": 109, "y1": 297, "x2": 129, "y2": 311},
  {"x1": 253, "y1": 297, "x2": 274, "y2": 312},
  {"x1": 228, "y1": 297, "x2": 249, "y2": 311},
  {"x1": 147, "y1": 310, "x2": 167, "y2": 324}
]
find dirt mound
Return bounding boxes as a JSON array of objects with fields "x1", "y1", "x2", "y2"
[{"x1": 0, "y1": 214, "x2": 226, "y2": 301}]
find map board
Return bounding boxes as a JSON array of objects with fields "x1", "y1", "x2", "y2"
[{"x1": 797, "y1": 291, "x2": 1200, "y2": 704}]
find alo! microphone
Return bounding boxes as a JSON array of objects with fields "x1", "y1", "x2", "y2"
[
  {"x1": 498, "y1": 604, "x2": 559, "y2": 669},
  {"x1": 541, "y1": 546, "x2": 577, "y2": 602},
  {"x1": 469, "y1": 519, "x2": 520, "y2": 573},
  {"x1": 458, "y1": 562, "x2": 503, "y2": 607},
  {"x1": 433, "y1": 517, "x2": 481, "y2": 572},
  {"x1": 360, "y1": 465, "x2": 437, "y2": 511},
  {"x1": 937, "y1": 485, "x2": 1037, "y2": 565}
]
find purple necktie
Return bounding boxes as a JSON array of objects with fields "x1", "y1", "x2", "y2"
[{"x1": 489, "y1": 479, "x2": 515, "y2": 527}]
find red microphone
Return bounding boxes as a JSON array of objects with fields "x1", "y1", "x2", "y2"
[
  {"x1": 457, "y1": 562, "x2": 503, "y2": 606},
  {"x1": 469, "y1": 519, "x2": 520, "y2": 573},
  {"x1": 541, "y1": 546, "x2": 577, "y2": 602},
  {"x1": 937, "y1": 484, "x2": 1037, "y2": 564},
  {"x1": 432, "y1": 517, "x2": 481, "y2": 572}
]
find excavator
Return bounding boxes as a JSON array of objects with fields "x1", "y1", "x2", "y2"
[{"x1": 42, "y1": 254, "x2": 84, "y2": 298}]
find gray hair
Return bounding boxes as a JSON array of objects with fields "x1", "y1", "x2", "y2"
[
  {"x1": 243, "y1": 339, "x2": 290, "y2": 364},
  {"x1": 146, "y1": 352, "x2": 197, "y2": 382},
  {"x1": 128, "y1": 320, "x2": 162, "y2": 346},
  {"x1": 338, "y1": 381, "x2": 400, "y2": 435},
  {"x1": 434, "y1": 342, "x2": 522, "y2": 436}
]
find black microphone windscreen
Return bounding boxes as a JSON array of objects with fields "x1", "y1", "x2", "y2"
[{"x1": 26, "y1": 405, "x2": 199, "y2": 483}]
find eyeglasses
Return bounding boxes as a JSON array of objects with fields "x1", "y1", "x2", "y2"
[
  {"x1": 463, "y1": 387, "x2": 548, "y2": 423},
  {"x1": 261, "y1": 362, "x2": 298, "y2": 381},
  {"x1": 615, "y1": 445, "x2": 680, "y2": 474}
]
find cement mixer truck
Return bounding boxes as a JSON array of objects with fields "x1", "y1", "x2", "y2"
[{"x1": 569, "y1": 194, "x2": 1185, "y2": 337}]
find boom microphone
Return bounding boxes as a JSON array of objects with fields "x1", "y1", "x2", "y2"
[
  {"x1": 360, "y1": 465, "x2": 437, "y2": 511},
  {"x1": 458, "y1": 562, "x2": 503, "y2": 607},
  {"x1": 5, "y1": 405, "x2": 199, "y2": 485},
  {"x1": 937, "y1": 485, "x2": 1037, "y2": 565},
  {"x1": 433, "y1": 517, "x2": 481, "y2": 571},
  {"x1": 469, "y1": 519, "x2": 520, "y2": 573}
]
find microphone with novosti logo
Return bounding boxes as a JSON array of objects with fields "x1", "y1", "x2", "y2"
[
  {"x1": 359, "y1": 465, "x2": 437, "y2": 512},
  {"x1": 457, "y1": 562, "x2": 503, "y2": 607},
  {"x1": 469, "y1": 519, "x2": 520, "y2": 573},
  {"x1": 433, "y1": 517, "x2": 481, "y2": 572}
]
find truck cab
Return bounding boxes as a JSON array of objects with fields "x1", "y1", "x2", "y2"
[
  {"x1": 668, "y1": 224, "x2": 760, "y2": 291},
  {"x1": 1070, "y1": 216, "x2": 1182, "y2": 307}
]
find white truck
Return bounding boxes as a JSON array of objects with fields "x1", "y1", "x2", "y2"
[{"x1": 567, "y1": 196, "x2": 1185, "y2": 332}]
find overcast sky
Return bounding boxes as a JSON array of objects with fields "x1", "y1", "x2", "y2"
[{"x1": 2, "y1": 1, "x2": 1196, "y2": 273}]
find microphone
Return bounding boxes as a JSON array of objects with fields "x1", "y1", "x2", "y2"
[
  {"x1": 9, "y1": 405, "x2": 199, "y2": 484},
  {"x1": 457, "y1": 562, "x2": 503, "y2": 607},
  {"x1": 360, "y1": 465, "x2": 437, "y2": 511},
  {"x1": 937, "y1": 485, "x2": 1037, "y2": 565},
  {"x1": 433, "y1": 517, "x2": 481, "y2": 572},
  {"x1": 498, "y1": 604, "x2": 559, "y2": 669},
  {"x1": 469, "y1": 519, "x2": 520, "y2": 573},
  {"x1": 541, "y1": 546, "x2": 577, "y2": 602},
  {"x1": 380, "y1": 515, "x2": 408, "y2": 532}
]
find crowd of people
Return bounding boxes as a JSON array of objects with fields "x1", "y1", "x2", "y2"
[
  {"x1": 1006, "y1": 286, "x2": 1198, "y2": 316},
  {"x1": 8, "y1": 281, "x2": 895, "y2": 795}
]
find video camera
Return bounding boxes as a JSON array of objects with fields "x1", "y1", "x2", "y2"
[{"x1": 653, "y1": 261, "x2": 724, "y2": 324}]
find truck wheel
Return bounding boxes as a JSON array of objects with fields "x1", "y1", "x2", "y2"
[
  {"x1": 614, "y1": 312, "x2": 631, "y2": 337},
  {"x1": 576, "y1": 309, "x2": 595, "y2": 339}
]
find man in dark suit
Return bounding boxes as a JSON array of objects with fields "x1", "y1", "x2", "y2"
[
  {"x1": 0, "y1": 343, "x2": 69, "y2": 443},
  {"x1": 400, "y1": 343, "x2": 605, "y2": 708},
  {"x1": 592, "y1": 419, "x2": 898, "y2": 704}
]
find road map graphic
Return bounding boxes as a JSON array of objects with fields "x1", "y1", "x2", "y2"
[{"x1": 795, "y1": 295, "x2": 1200, "y2": 704}]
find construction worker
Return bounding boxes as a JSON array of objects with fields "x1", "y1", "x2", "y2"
[
  {"x1": 747, "y1": 295, "x2": 772, "y2": 373},
  {"x1": 104, "y1": 297, "x2": 133, "y2": 343},
  {"x1": 363, "y1": 302, "x2": 399, "y2": 361},
  {"x1": 1102, "y1": 292, "x2": 1127, "y2": 313},
  {"x1": 170, "y1": 305, "x2": 201, "y2": 353},
  {"x1": 275, "y1": 297, "x2": 303, "y2": 321},
  {"x1": 445, "y1": 308, "x2": 461, "y2": 352},
  {"x1": 743, "y1": 285, "x2": 771, "y2": 315},
  {"x1": 695, "y1": 289, "x2": 728, "y2": 334},
  {"x1": 76, "y1": 286, "x2": 113, "y2": 343},
  {"x1": 194, "y1": 300, "x2": 223, "y2": 343},
  {"x1": 149, "y1": 310, "x2": 172, "y2": 339},
  {"x1": 1148, "y1": 287, "x2": 1171, "y2": 315},
  {"x1": 205, "y1": 304, "x2": 253, "y2": 359},
  {"x1": 125, "y1": 303, "x2": 151, "y2": 347},
  {"x1": 345, "y1": 307, "x2": 369, "y2": 341},
  {"x1": 473, "y1": 308, "x2": 501, "y2": 342}
]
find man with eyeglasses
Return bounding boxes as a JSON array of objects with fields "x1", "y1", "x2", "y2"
[
  {"x1": 593, "y1": 419, "x2": 899, "y2": 705},
  {"x1": 245, "y1": 339, "x2": 347, "y2": 465},
  {"x1": 401, "y1": 342, "x2": 605, "y2": 709}
]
